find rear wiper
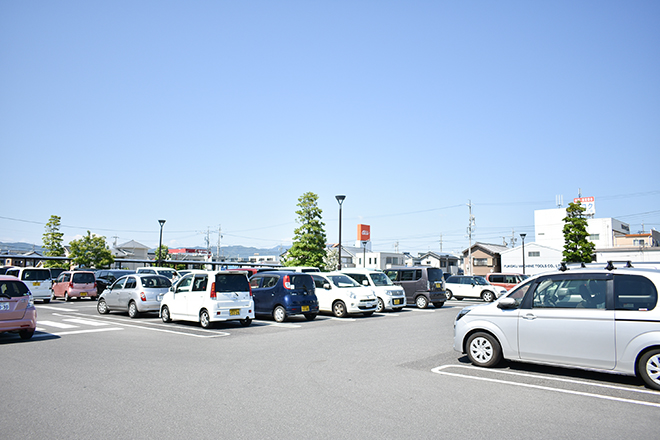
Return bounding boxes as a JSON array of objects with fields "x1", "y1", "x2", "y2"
[{"x1": 0, "y1": 293, "x2": 11, "y2": 299}]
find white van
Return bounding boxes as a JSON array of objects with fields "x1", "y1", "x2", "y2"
[
  {"x1": 5, "y1": 267, "x2": 53, "y2": 303},
  {"x1": 159, "y1": 270, "x2": 254, "y2": 328},
  {"x1": 310, "y1": 272, "x2": 378, "y2": 317},
  {"x1": 341, "y1": 268, "x2": 406, "y2": 312}
]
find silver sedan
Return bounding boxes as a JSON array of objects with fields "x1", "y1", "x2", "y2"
[{"x1": 97, "y1": 274, "x2": 171, "y2": 318}]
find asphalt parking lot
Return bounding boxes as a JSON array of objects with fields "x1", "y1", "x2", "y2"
[{"x1": 2, "y1": 299, "x2": 659, "y2": 440}]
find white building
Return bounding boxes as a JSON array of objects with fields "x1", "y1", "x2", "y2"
[
  {"x1": 534, "y1": 208, "x2": 630, "y2": 249},
  {"x1": 500, "y1": 242, "x2": 564, "y2": 276}
]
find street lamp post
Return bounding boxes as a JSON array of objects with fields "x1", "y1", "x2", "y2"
[
  {"x1": 158, "y1": 219, "x2": 166, "y2": 267},
  {"x1": 335, "y1": 195, "x2": 346, "y2": 270},
  {"x1": 520, "y1": 233, "x2": 526, "y2": 275}
]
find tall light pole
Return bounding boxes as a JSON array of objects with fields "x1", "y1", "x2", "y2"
[
  {"x1": 520, "y1": 233, "x2": 526, "y2": 275},
  {"x1": 335, "y1": 195, "x2": 346, "y2": 270},
  {"x1": 158, "y1": 219, "x2": 166, "y2": 267}
]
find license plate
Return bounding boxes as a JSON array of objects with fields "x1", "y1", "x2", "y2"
[
  {"x1": 0, "y1": 303, "x2": 8, "y2": 311},
  {"x1": 80, "y1": 292, "x2": 87, "y2": 297},
  {"x1": 435, "y1": 282, "x2": 442, "y2": 288},
  {"x1": 34, "y1": 282, "x2": 41, "y2": 286},
  {"x1": 301, "y1": 305, "x2": 309, "y2": 312},
  {"x1": 230, "y1": 309, "x2": 240, "y2": 316},
  {"x1": 393, "y1": 299, "x2": 402, "y2": 305}
]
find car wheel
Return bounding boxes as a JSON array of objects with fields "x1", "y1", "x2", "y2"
[
  {"x1": 333, "y1": 301, "x2": 347, "y2": 318},
  {"x1": 200, "y1": 309, "x2": 212, "y2": 328},
  {"x1": 128, "y1": 301, "x2": 140, "y2": 319},
  {"x1": 376, "y1": 298, "x2": 385, "y2": 313},
  {"x1": 64, "y1": 292, "x2": 71, "y2": 302},
  {"x1": 446, "y1": 290, "x2": 453, "y2": 300},
  {"x1": 239, "y1": 317, "x2": 252, "y2": 326},
  {"x1": 433, "y1": 302, "x2": 445, "y2": 308},
  {"x1": 161, "y1": 306, "x2": 171, "y2": 323},
  {"x1": 363, "y1": 311, "x2": 374, "y2": 317},
  {"x1": 304, "y1": 313, "x2": 317, "y2": 321},
  {"x1": 19, "y1": 329, "x2": 34, "y2": 340},
  {"x1": 481, "y1": 290, "x2": 495, "y2": 302},
  {"x1": 466, "y1": 332, "x2": 502, "y2": 367},
  {"x1": 97, "y1": 299, "x2": 109, "y2": 314},
  {"x1": 638, "y1": 349, "x2": 660, "y2": 391},
  {"x1": 415, "y1": 295, "x2": 429, "y2": 309},
  {"x1": 50, "y1": 291, "x2": 57, "y2": 301},
  {"x1": 273, "y1": 305, "x2": 286, "y2": 323}
]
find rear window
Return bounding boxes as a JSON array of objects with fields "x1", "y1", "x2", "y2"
[
  {"x1": 0, "y1": 280, "x2": 30, "y2": 298},
  {"x1": 214, "y1": 274, "x2": 250, "y2": 292},
  {"x1": 22, "y1": 269, "x2": 51, "y2": 281},
  {"x1": 140, "y1": 276, "x2": 172, "y2": 288},
  {"x1": 73, "y1": 273, "x2": 96, "y2": 284},
  {"x1": 290, "y1": 274, "x2": 315, "y2": 291},
  {"x1": 427, "y1": 268, "x2": 444, "y2": 282},
  {"x1": 157, "y1": 270, "x2": 177, "y2": 279}
]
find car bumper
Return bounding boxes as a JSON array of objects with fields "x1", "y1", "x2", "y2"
[
  {"x1": 347, "y1": 300, "x2": 378, "y2": 314},
  {"x1": 136, "y1": 300, "x2": 162, "y2": 312},
  {"x1": 286, "y1": 304, "x2": 320, "y2": 316},
  {"x1": 387, "y1": 296, "x2": 406, "y2": 309},
  {"x1": 0, "y1": 309, "x2": 37, "y2": 333},
  {"x1": 210, "y1": 307, "x2": 255, "y2": 322}
]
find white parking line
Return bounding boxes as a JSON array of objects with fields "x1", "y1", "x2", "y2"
[
  {"x1": 37, "y1": 320, "x2": 78, "y2": 329},
  {"x1": 63, "y1": 318, "x2": 110, "y2": 327},
  {"x1": 431, "y1": 364, "x2": 660, "y2": 408},
  {"x1": 37, "y1": 306, "x2": 77, "y2": 312},
  {"x1": 34, "y1": 328, "x2": 124, "y2": 337}
]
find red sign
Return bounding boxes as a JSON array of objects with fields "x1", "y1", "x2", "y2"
[
  {"x1": 574, "y1": 197, "x2": 595, "y2": 203},
  {"x1": 358, "y1": 224, "x2": 370, "y2": 242}
]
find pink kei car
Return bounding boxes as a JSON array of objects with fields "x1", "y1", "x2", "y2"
[
  {"x1": 0, "y1": 275, "x2": 37, "y2": 340},
  {"x1": 51, "y1": 271, "x2": 97, "y2": 301}
]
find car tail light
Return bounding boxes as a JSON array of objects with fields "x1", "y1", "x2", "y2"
[
  {"x1": 249, "y1": 284, "x2": 253, "y2": 297},
  {"x1": 94, "y1": 281, "x2": 97, "y2": 289},
  {"x1": 140, "y1": 292, "x2": 147, "y2": 301},
  {"x1": 210, "y1": 282, "x2": 216, "y2": 299},
  {"x1": 69, "y1": 282, "x2": 74, "y2": 289},
  {"x1": 283, "y1": 275, "x2": 292, "y2": 290}
]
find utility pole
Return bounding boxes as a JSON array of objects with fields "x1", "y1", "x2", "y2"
[
  {"x1": 510, "y1": 229, "x2": 517, "y2": 248},
  {"x1": 439, "y1": 234, "x2": 443, "y2": 252},
  {"x1": 467, "y1": 200, "x2": 475, "y2": 276},
  {"x1": 217, "y1": 225, "x2": 222, "y2": 261}
]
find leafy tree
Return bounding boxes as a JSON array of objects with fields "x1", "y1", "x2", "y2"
[
  {"x1": 42, "y1": 215, "x2": 67, "y2": 268},
  {"x1": 562, "y1": 201, "x2": 595, "y2": 263},
  {"x1": 284, "y1": 192, "x2": 328, "y2": 270},
  {"x1": 69, "y1": 231, "x2": 114, "y2": 269},
  {"x1": 155, "y1": 245, "x2": 169, "y2": 263}
]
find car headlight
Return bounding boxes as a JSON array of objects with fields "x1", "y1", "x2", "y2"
[{"x1": 455, "y1": 308, "x2": 471, "y2": 322}]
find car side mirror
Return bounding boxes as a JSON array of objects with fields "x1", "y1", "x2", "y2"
[
  {"x1": 323, "y1": 283, "x2": 331, "y2": 290},
  {"x1": 362, "y1": 280, "x2": 369, "y2": 286},
  {"x1": 497, "y1": 298, "x2": 517, "y2": 309}
]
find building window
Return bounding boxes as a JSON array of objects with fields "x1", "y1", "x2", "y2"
[
  {"x1": 633, "y1": 239, "x2": 646, "y2": 246},
  {"x1": 529, "y1": 251, "x2": 540, "y2": 257},
  {"x1": 589, "y1": 234, "x2": 600, "y2": 241},
  {"x1": 473, "y1": 258, "x2": 488, "y2": 267},
  {"x1": 374, "y1": 258, "x2": 377, "y2": 265},
  {"x1": 386, "y1": 257, "x2": 392, "y2": 264},
  {"x1": 440, "y1": 260, "x2": 447, "y2": 267}
]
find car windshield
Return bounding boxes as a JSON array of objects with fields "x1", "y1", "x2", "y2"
[
  {"x1": 0, "y1": 280, "x2": 30, "y2": 298},
  {"x1": 327, "y1": 275, "x2": 360, "y2": 288},
  {"x1": 427, "y1": 268, "x2": 444, "y2": 282},
  {"x1": 214, "y1": 274, "x2": 250, "y2": 292},
  {"x1": 73, "y1": 273, "x2": 96, "y2": 284},
  {"x1": 157, "y1": 270, "x2": 177, "y2": 279},
  {"x1": 22, "y1": 269, "x2": 51, "y2": 281},
  {"x1": 140, "y1": 276, "x2": 171, "y2": 288},
  {"x1": 370, "y1": 273, "x2": 393, "y2": 286}
]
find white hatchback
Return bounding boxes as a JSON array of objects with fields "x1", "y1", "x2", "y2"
[
  {"x1": 5, "y1": 267, "x2": 53, "y2": 303},
  {"x1": 160, "y1": 270, "x2": 254, "y2": 328},
  {"x1": 453, "y1": 264, "x2": 660, "y2": 390},
  {"x1": 310, "y1": 272, "x2": 378, "y2": 317}
]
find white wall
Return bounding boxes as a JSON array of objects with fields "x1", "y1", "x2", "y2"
[{"x1": 500, "y1": 242, "x2": 564, "y2": 276}]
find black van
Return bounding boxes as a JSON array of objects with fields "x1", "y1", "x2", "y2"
[{"x1": 383, "y1": 266, "x2": 446, "y2": 308}]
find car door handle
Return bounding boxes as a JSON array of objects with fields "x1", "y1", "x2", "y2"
[{"x1": 522, "y1": 313, "x2": 537, "y2": 320}]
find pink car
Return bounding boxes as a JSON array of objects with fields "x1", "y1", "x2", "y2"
[
  {"x1": 0, "y1": 275, "x2": 37, "y2": 340},
  {"x1": 51, "y1": 271, "x2": 98, "y2": 301}
]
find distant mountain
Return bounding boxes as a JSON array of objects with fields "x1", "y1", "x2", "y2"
[{"x1": 0, "y1": 242, "x2": 45, "y2": 254}]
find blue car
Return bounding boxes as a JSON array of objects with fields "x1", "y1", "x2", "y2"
[{"x1": 249, "y1": 271, "x2": 319, "y2": 322}]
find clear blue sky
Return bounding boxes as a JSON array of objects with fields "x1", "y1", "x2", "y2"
[{"x1": 1, "y1": 1, "x2": 659, "y2": 256}]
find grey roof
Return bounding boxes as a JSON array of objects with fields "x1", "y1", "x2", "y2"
[{"x1": 463, "y1": 242, "x2": 510, "y2": 256}]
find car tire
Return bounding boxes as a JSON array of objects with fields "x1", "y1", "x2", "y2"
[
  {"x1": 97, "y1": 299, "x2": 109, "y2": 314},
  {"x1": 19, "y1": 329, "x2": 34, "y2": 340},
  {"x1": 64, "y1": 292, "x2": 71, "y2": 302},
  {"x1": 239, "y1": 317, "x2": 252, "y2": 326},
  {"x1": 128, "y1": 301, "x2": 140, "y2": 319},
  {"x1": 433, "y1": 302, "x2": 445, "y2": 308},
  {"x1": 273, "y1": 305, "x2": 286, "y2": 323},
  {"x1": 376, "y1": 298, "x2": 385, "y2": 313},
  {"x1": 415, "y1": 295, "x2": 429, "y2": 309},
  {"x1": 446, "y1": 290, "x2": 453, "y2": 300},
  {"x1": 333, "y1": 301, "x2": 347, "y2": 318},
  {"x1": 50, "y1": 291, "x2": 57, "y2": 302},
  {"x1": 200, "y1": 309, "x2": 212, "y2": 329},
  {"x1": 481, "y1": 291, "x2": 495, "y2": 302},
  {"x1": 161, "y1": 306, "x2": 171, "y2": 323},
  {"x1": 638, "y1": 349, "x2": 660, "y2": 391},
  {"x1": 466, "y1": 332, "x2": 503, "y2": 368},
  {"x1": 304, "y1": 313, "x2": 317, "y2": 321}
]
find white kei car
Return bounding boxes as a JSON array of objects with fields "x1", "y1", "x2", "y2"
[
  {"x1": 341, "y1": 268, "x2": 406, "y2": 312},
  {"x1": 159, "y1": 270, "x2": 254, "y2": 328},
  {"x1": 453, "y1": 263, "x2": 660, "y2": 391},
  {"x1": 310, "y1": 272, "x2": 378, "y2": 318}
]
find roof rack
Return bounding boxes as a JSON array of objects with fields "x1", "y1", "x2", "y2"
[
  {"x1": 605, "y1": 260, "x2": 634, "y2": 271},
  {"x1": 558, "y1": 262, "x2": 586, "y2": 272}
]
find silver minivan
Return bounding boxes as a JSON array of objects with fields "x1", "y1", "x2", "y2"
[{"x1": 453, "y1": 264, "x2": 660, "y2": 390}]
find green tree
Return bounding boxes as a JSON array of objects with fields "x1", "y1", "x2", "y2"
[
  {"x1": 155, "y1": 245, "x2": 169, "y2": 263},
  {"x1": 42, "y1": 215, "x2": 67, "y2": 268},
  {"x1": 562, "y1": 201, "x2": 595, "y2": 263},
  {"x1": 284, "y1": 192, "x2": 328, "y2": 270},
  {"x1": 69, "y1": 231, "x2": 114, "y2": 269}
]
